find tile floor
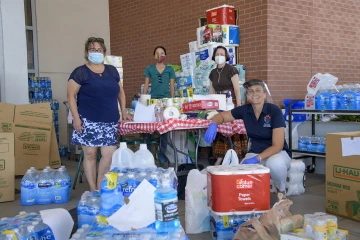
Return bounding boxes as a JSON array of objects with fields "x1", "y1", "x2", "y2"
[{"x1": 1, "y1": 157, "x2": 359, "y2": 239}]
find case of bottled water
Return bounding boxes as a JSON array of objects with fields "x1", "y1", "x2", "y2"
[
  {"x1": 20, "y1": 166, "x2": 71, "y2": 206},
  {"x1": 77, "y1": 191, "x2": 101, "y2": 228},
  {"x1": 298, "y1": 136, "x2": 326, "y2": 153},
  {"x1": 0, "y1": 212, "x2": 55, "y2": 240}
]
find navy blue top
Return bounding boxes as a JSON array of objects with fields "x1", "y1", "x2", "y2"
[
  {"x1": 231, "y1": 103, "x2": 290, "y2": 155},
  {"x1": 69, "y1": 64, "x2": 120, "y2": 123}
]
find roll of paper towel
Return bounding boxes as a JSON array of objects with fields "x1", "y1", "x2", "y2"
[
  {"x1": 163, "y1": 107, "x2": 180, "y2": 120},
  {"x1": 286, "y1": 172, "x2": 304, "y2": 184},
  {"x1": 199, "y1": 48, "x2": 212, "y2": 70},
  {"x1": 139, "y1": 94, "x2": 151, "y2": 105},
  {"x1": 286, "y1": 184, "x2": 305, "y2": 196},
  {"x1": 288, "y1": 159, "x2": 306, "y2": 173}
]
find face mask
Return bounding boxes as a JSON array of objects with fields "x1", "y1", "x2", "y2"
[
  {"x1": 155, "y1": 55, "x2": 166, "y2": 63},
  {"x1": 88, "y1": 52, "x2": 104, "y2": 64},
  {"x1": 215, "y1": 56, "x2": 226, "y2": 65}
]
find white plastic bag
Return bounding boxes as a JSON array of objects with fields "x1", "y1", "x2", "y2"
[
  {"x1": 185, "y1": 169, "x2": 210, "y2": 234},
  {"x1": 222, "y1": 149, "x2": 239, "y2": 165}
]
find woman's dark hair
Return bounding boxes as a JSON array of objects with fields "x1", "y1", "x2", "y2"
[
  {"x1": 243, "y1": 79, "x2": 266, "y2": 89},
  {"x1": 211, "y1": 46, "x2": 230, "y2": 61},
  {"x1": 153, "y1": 46, "x2": 167, "y2": 55},
  {"x1": 84, "y1": 37, "x2": 106, "y2": 61}
]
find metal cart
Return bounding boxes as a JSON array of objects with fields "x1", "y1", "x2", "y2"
[{"x1": 63, "y1": 101, "x2": 82, "y2": 161}]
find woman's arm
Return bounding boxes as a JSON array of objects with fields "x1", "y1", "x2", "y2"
[
  {"x1": 231, "y1": 74, "x2": 241, "y2": 106},
  {"x1": 209, "y1": 82, "x2": 215, "y2": 94},
  {"x1": 170, "y1": 78, "x2": 175, "y2": 98},
  {"x1": 118, "y1": 82, "x2": 133, "y2": 121},
  {"x1": 211, "y1": 111, "x2": 235, "y2": 125},
  {"x1": 257, "y1": 127, "x2": 285, "y2": 160},
  {"x1": 67, "y1": 80, "x2": 82, "y2": 132},
  {"x1": 143, "y1": 77, "x2": 150, "y2": 94}
]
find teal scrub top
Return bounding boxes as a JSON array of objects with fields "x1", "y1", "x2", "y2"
[{"x1": 144, "y1": 65, "x2": 175, "y2": 98}]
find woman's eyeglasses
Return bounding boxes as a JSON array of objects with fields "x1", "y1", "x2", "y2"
[
  {"x1": 88, "y1": 48, "x2": 104, "y2": 53},
  {"x1": 87, "y1": 37, "x2": 104, "y2": 43},
  {"x1": 158, "y1": 74, "x2": 162, "y2": 83}
]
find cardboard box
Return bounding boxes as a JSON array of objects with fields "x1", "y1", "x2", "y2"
[
  {"x1": 0, "y1": 133, "x2": 15, "y2": 202},
  {"x1": 182, "y1": 100, "x2": 219, "y2": 112},
  {"x1": 326, "y1": 131, "x2": 360, "y2": 222},
  {"x1": 0, "y1": 103, "x2": 61, "y2": 175}
]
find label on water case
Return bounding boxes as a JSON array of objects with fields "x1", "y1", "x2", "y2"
[{"x1": 155, "y1": 197, "x2": 178, "y2": 222}]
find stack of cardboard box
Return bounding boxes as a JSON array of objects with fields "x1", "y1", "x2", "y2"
[{"x1": 0, "y1": 103, "x2": 61, "y2": 203}]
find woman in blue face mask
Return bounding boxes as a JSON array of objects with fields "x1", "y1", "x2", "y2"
[{"x1": 67, "y1": 37, "x2": 132, "y2": 191}]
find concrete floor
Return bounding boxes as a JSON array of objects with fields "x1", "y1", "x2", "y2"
[{"x1": 1, "y1": 157, "x2": 360, "y2": 239}]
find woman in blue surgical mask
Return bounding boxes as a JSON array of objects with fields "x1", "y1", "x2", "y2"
[{"x1": 67, "y1": 37, "x2": 132, "y2": 191}]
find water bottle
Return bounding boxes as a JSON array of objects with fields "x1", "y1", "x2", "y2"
[
  {"x1": 133, "y1": 144, "x2": 155, "y2": 169},
  {"x1": 122, "y1": 172, "x2": 138, "y2": 198},
  {"x1": 37, "y1": 168, "x2": 54, "y2": 204},
  {"x1": 26, "y1": 224, "x2": 37, "y2": 239},
  {"x1": 59, "y1": 166, "x2": 72, "y2": 200},
  {"x1": 308, "y1": 136, "x2": 319, "y2": 152},
  {"x1": 100, "y1": 173, "x2": 117, "y2": 217},
  {"x1": 316, "y1": 86, "x2": 330, "y2": 110},
  {"x1": 33, "y1": 221, "x2": 55, "y2": 240},
  {"x1": 148, "y1": 172, "x2": 159, "y2": 188},
  {"x1": 154, "y1": 176, "x2": 180, "y2": 232},
  {"x1": 298, "y1": 136, "x2": 308, "y2": 151},
  {"x1": 354, "y1": 83, "x2": 360, "y2": 110},
  {"x1": 328, "y1": 86, "x2": 338, "y2": 110},
  {"x1": 53, "y1": 168, "x2": 70, "y2": 203},
  {"x1": 12, "y1": 226, "x2": 29, "y2": 240},
  {"x1": 77, "y1": 199, "x2": 89, "y2": 228},
  {"x1": 339, "y1": 84, "x2": 356, "y2": 110},
  {"x1": 21, "y1": 169, "x2": 38, "y2": 206},
  {"x1": 110, "y1": 142, "x2": 134, "y2": 170},
  {"x1": 47, "y1": 77, "x2": 52, "y2": 89},
  {"x1": 317, "y1": 137, "x2": 326, "y2": 153},
  {"x1": 115, "y1": 172, "x2": 126, "y2": 211}
]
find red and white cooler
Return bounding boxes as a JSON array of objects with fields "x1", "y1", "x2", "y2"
[
  {"x1": 206, "y1": 5, "x2": 235, "y2": 25},
  {"x1": 207, "y1": 164, "x2": 270, "y2": 213}
]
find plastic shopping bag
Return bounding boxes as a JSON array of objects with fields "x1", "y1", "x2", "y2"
[
  {"x1": 233, "y1": 218, "x2": 272, "y2": 240},
  {"x1": 222, "y1": 149, "x2": 239, "y2": 165},
  {"x1": 185, "y1": 169, "x2": 210, "y2": 234}
]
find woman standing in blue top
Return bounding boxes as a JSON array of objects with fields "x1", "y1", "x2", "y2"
[
  {"x1": 143, "y1": 46, "x2": 176, "y2": 166},
  {"x1": 204, "y1": 79, "x2": 291, "y2": 201},
  {"x1": 67, "y1": 37, "x2": 132, "y2": 191}
]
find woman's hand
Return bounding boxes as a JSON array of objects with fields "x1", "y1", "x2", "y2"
[
  {"x1": 241, "y1": 156, "x2": 260, "y2": 164},
  {"x1": 73, "y1": 118, "x2": 83, "y2": 133},
  {"x1": 122, "y1": 112, "x2": 133, "y2": 121}
]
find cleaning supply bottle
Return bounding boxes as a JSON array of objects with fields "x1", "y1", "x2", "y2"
[
  {"x1": 133, "y1": 144, "x2": 155, "y2": 169},
  {"x1": 110, "y1": 142, "x2": 135, "y2": 171},
  {"x1": 226, "y1": 91, "x2": 234, "y2": 110},
  {"x1": 154, "y1": 173, "x2": 180, "y2": 232}
]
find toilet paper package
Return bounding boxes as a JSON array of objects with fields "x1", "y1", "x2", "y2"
[
  {"x1": 192, "y1": 67, "x2": 211, "y2": 95},
  {"x1": 222, "y1": 25, "x2": 240, "y2": 46},
  {"x1": 199, "y1": 48, "x2": 212, "y2": 70},
  {"x1": 189, "y1": 41, "x2": 199, "y2": 52},
  {"x1": 208, "y1": 24, "x2": 223, "y2": 43},
  {"x1": 234, "y1": 65, "x2": 246, "y2": 84},
  {"x1": 180, "y1": 52, "x2": 200, "y2": 74},
  {"x1": 226, "y1": 47, "x2": 236, "y2": 65},
  {"x1": 176, "y1": 73, "x2": 193, "y2": 88}
]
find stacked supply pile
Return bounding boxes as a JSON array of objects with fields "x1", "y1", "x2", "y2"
[
  {"x1": 104, "y1": 55, "x2": 123, "y2": 86},
  {"x1": 0, "y1": 212, "x2": 55, "y2": 239},
  {"x1": 207, "y1": 164, "x2": 271, "y2": 240},
  {"x1": 73, "y1": 142, "x2": 189, "y2": 239},
  {"x1": 20, "y1": 166, "x2": 71, "y2": 206},
  {"x1": 281, "y1": 212, "x2": 348, "y2": 240}
]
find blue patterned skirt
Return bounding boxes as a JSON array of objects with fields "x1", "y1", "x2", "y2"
[{"x1": 71, "y1": 117, "x2": 119, "y2": 147}]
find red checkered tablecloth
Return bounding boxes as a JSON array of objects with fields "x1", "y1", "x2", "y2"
[{"x1": 119, "y1": 119, "x2": 246, "y2": 136}]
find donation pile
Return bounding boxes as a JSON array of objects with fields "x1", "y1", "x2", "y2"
[{"x1": 73, "y1": 142, "x2": 189, "y2": 239}]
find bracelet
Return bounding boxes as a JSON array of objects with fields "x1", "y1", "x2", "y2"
[{"x1": 257, "y1": 155, "x2": 262, "y2": 161}]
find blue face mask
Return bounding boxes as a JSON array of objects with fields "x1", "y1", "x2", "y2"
[{"x1": 88, "y1": 52, "x2": 104, "y2": 64}]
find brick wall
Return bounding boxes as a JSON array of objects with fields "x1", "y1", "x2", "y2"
[
  {"x1": 267, "y1": 0, "x2": 360, "y2": 105},
  {"x1": 109, "y1": 0, "x2": 267, "y2": 106},
  {"x1": 109, "y1": 0, "x2": 360, "y2": 106}
]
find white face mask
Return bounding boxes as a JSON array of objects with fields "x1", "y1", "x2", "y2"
[{"x1": 215, "y1": 55, "x2": 226, "y2": 65}]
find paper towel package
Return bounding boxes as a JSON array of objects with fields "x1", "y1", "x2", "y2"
[
  {"x1": 104, "y1": 55, "x2": 122, "y2": 68},
  {"x1": 208, "y1": 24, "x2": 223, "y2": 43},
  {"x1": 189, "y1": 41, "x2": 199, "y2": 52},
  {"x1": 226, "y1": 47, "x2": 236, "y2": 65},
  {"x1": 197, "y1": 26, "x2": 206, "y2": 48},
  {"x1": 176, "y1": 73, "x2": 193, "y2": 88},
  {"x1": 234, "y1": 64, "x2": 246, "y2": 83},
  {"x1": 180, "y1": 52, "x2": 200, "y2": 74},
  {"x1": 206, "y1": 5, "x2": 235, "y2": 25},
  {"x1": 222, "y1": 25, "x2": 240, "y2": 46},
  {"x1": 207, "y1": 165, "x2": 270, "y2": 212}
]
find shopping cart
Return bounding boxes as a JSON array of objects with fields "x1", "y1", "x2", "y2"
[{"x1": 63, "y1": 101, "x2": 82, "y2": 161}]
